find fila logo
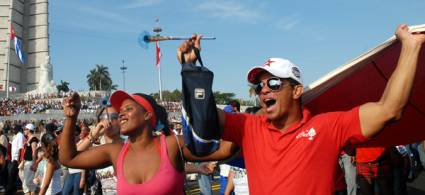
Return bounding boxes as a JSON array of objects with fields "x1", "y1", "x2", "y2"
[
  {"x1": 194, "y1": 88, "x2": 205, "y2": 99},
  {"x1": 295, "y1": 128, "x2": 317, "y2": 141}
]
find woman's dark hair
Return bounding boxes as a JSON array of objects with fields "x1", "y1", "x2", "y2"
[
  {"x1": 96, "y1": 105, "x2": 113, "y2": 122},
  {"x1": 245, "y1": 106, "x2": 261, "y2": 114},
  {"x1": 134, "y1": 93, "x2": 170, "y2": 136},
  {"x1": 41, "y1": 132, "x2": 59, "y2": 162}
]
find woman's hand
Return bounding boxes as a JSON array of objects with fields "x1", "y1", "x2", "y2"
[{"x1": 63, "y1": 92, "x2": 81, "y2": 119}]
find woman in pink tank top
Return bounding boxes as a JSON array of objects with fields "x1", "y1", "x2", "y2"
[{"x1": 59, "y1": 91, "x2": 190, "y2": 195}]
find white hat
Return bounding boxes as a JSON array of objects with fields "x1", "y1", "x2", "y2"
[
  {"x1": 24, "y1": 123, "x2": 35, "y2": 131},
  {"x1": 247, "y1": 58, "x2": 302, "y2": 85}
]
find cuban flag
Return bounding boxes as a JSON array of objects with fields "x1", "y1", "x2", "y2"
[
  {"x1": 10, "y1": 24, "x2": 25, "y2": 64},
  {"x1": 155, "y1": 41, "x2": 161, "y2": 68}
]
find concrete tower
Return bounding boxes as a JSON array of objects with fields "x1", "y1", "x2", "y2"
[{"x1": 0, "y1": 0, "x2": 55, "y2": 97}]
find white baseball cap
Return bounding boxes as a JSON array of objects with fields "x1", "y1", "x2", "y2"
[
  {"x1": 24, "y1": 123, "x2": 35, "y2": 131},
  {"x1": 247, "y1": 58, "x2": 302, "y2": 85}
]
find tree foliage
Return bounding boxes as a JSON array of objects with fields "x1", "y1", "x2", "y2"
[
  {"x1": 150, "y1": 89, "x2": 182, "y2": 102},
  {"x1": 86, "y1": 64, "x2": 116, "y2": 91},
  {"x1": 213, "y1": 91, "x2": 235, "y2": 104},
  {"x1": 56, "y1": 80, "x2": 70, "y2": 93}
]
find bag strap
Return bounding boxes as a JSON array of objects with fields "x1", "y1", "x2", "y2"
[
  {"x1": 173, "y1": 133, "x2": 189, "y2": 193},
  {"x1": 180, "y1": 47, "x2": 203, "y2": 67},
  {"x1": 173, "y1": 133, "x2": 185, "y2": 166},
  {"x1": 194, "y1": 47, "x2": 203, "y2": 67}
]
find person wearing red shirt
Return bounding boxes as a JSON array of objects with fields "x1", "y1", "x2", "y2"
[
  {"x1": 177, "y1": 25, "x2": 425, "y2": 194},
  {"x1": 356, "y1": 147, "x2": 392, "y2": 195}
]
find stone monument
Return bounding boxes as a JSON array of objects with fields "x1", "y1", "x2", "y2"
[{"x1": 0, "y1": 0, "x2": 55, "y2": 95}]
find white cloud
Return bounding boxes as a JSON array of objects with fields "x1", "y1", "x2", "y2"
[
  {"x1": 119, "y1": 0, "x2": 162, "y2": 9},
  {"x1": 275, "y1": 16, "x2": 300, "y2": 32},
  {"x1": 196, "y1": 1, "x2": 262, "y2": 23}
]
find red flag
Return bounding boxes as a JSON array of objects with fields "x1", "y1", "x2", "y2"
[
  {"x1": 10, "y1": 23, "x2": 15, "y2": 39},
  {"x1": 155, "y1": 41, "x2": 161, "y2": 68}
]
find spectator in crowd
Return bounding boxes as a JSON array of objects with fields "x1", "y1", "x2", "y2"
[
  {"x1": 75, "y1": 105, "x2": 123, "y2": 195},
  {"x1": 176, "y1": 25, "x2": 425, "y2": 194},
  {"x1": 11, "y1": 124, "x2": 25, "y2": 186},
  {"x1": 59, "y1": 91, "x2": 236, "y2": 194},
  {"x1": 38, "y1": 132, "x2": 62, "y2": 195},
  {"x1": 339, "y1": 147, "x2": 357, "y2": 195},
  {"x1": 59, "y1": 92, "x2": 186, "y2": 194},
  {"x1": 391, "y1": 145, "x2": 410, "y2": 195},
  {"x1": 0, "y1": 144, "x2": 18, "y2": 194},
  {"x1": 22, "y1": 123, "x2": 39, "y2": 195},
  {"x1": 33, "y1": 147, "x2": 46, "y2": 192},
  {"x1": 0, "y1": 93, "x2": 100, "y2": 116},
  {"x1": 0, "y1": 128, "x2": 8, "y2": 152},
  {"x1": 11, "y1": 124, "x2": 26, "y2": 163},
  {"x1": 62, "y1": 124, "x2": 84, "y2": 195},
  {"x1": 356, "y1": 147, "x2": 393, "y2": 195}
]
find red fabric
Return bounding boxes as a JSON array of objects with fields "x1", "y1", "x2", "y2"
[
  {"x1": 304, "y1": 42, "x2": 425, "y2": 147},
  {"x1": 222, "y1": 107, "x2": 367, "y2": 195},
  {"x1": 7, "y1": 143, "x2": 11, "y2": 161},
  {"x1": 10, "y1": 23, "x2": 15, "y2": 39},
  {"x1": 155, "y1": 41, "x2": 161, "y2": 68},
  {"x1": 355, "y1": 147, "x2": 386, "y2": 163},
  {"x1": 356, "y1": 161, "x2": 391, "y2": 178}
]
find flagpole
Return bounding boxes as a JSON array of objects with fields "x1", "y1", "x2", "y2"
[
  {"x1": 158, "y1": 63, "x2": 163, "y2": 101},
  {"x1": 5, "y1": 0, "x2": 13, "y2": 98}
]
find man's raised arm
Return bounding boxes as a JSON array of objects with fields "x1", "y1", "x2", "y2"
[
  {"x1": 177, "y1": 34, "x2": 227, "y2": 134},
  {"x1": 359, "y1": 24, "x2": 425, "y2": 138}
]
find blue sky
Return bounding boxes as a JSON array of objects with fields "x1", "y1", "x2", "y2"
[{"x1": 50, "y1": 0, "x2": 425, "y2": 100}]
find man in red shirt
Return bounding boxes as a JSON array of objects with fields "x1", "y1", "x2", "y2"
[{"x1": 177, "y1": 25, "x2": 425, "y2": 194}]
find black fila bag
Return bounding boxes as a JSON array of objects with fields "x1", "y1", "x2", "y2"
[{"x1": 180, "y1": 48, "x2": 221, "y2": 157}]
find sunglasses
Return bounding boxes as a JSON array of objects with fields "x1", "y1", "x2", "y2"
[
  {"x1": 254, "y1": 77, "x2": 289, "y2": 94},
  {"x1": 99, "y1": 112, "x2": 119, "y2": 121}
]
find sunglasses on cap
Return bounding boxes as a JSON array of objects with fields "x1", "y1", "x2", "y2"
[
  {"x1": 98, "y1": 112, "x2": 119, "y2": 121},
  {"x1": 254, "y1": 77, "x2": 291, "y2": 94}
]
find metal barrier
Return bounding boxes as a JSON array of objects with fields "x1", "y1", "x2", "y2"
[{"x1": 0, "y1": 110, "x2": 96, "y2": 122}]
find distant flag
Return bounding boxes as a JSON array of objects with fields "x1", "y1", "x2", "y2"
[
  {"x1": 10, "y1": 24, "x2": 25, "y2": 64},
  {"x1": 155, "y1": 41, "x2": 161, "y2": 68}
]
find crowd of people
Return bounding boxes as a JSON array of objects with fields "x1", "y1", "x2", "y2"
[
  {"x1": 0, "y1": 95, "x2": 100, "y2": 117},
  {"x1": 0, "y1": 95, "x2": 183, "y2": 117},
  {"x1": 0, "y1": 24, "x2": 424, "y2": 195}
]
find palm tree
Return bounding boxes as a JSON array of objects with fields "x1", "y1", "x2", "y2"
[
  {"x1": 87, "y1": 64, "x2": 115, "y2": 91},
  {"x1": 87, "y1": 69, "x2": 98, "y2": 91},
  {"x1": 56, "y1": 80, "x2": 70, "y2": 93}
]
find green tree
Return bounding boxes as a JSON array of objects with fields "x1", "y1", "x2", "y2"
[
  {"x1": 56, "y1": 80, "x2": 70, "y2": 93},
  {"x1": 150, "y1": 89, "x2": 182, "y2": 102},
  {"x1": 86, "y1": 64, "x2": 116, "y2": 91},
  {"x1": 213, "y1": 91, "x2": 235, "y2": 104}
]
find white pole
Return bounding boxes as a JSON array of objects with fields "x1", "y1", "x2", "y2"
[
  {"x1": 158, "y1": 65, "x2": 163, "y2": 101},
  {"x1": 5, "y1": 0, "x2": 13, "y2": 98}
]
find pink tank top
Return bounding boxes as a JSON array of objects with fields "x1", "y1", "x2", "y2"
[{"x1": 116, "y1": 134, "x2": 185, "y2": 195}]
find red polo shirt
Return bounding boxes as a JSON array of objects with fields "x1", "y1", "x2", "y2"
[
  {"x1": 356, "y1": 147, "x2": 386, "y2": 163},
  {"x1": 223, "y1": 107, "x2": 367, "y2": 195}
]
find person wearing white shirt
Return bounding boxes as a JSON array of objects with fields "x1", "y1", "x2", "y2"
[{"x1": 11, "y1": 125, "x2": 25, "y2": 163}]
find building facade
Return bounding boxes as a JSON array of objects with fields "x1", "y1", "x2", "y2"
[{"x1": 0, "y1": 0, "x2": 51, "y2": 96}]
